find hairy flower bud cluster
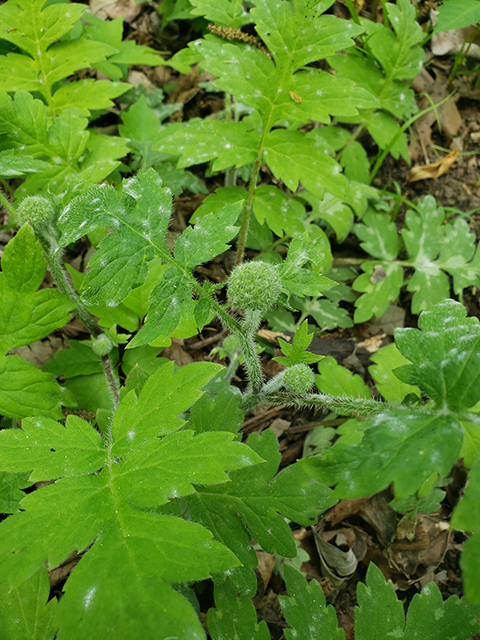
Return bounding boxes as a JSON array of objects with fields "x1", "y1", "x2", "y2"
[
  {"x1": 91, "y1": 334, "x2": 114, "y2": 357},
  {"x1": 283, "y1": 363, "x2": 315, "y2": 394},
  {"x1": 16, "y1": 196, "x2": 56, "y2": 232},
  {"x1": 227, "y1": 261, "x2": 281, "y2": 313}
]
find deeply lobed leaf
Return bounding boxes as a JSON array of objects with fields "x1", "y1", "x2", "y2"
[{"x1": 0, "y1": 361, "x2": 262, "y2": 639}]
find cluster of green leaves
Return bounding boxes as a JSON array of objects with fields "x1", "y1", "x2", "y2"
[
  {"x1": 1, "y1": 0, "x2": 480, "y2": 637},
  {"x1": 154, "y1": 0, "x2": 379, "y2": 245},
  {"x1": 54, "y1": 169, "x2": 333, "y2": 351},
  {"x1": 0, "y1": 0, "x2": 166, "y2": 201},
  {"x1": 2, "y1": 554, "x2": 479, "y2": 639},
  {"x1": 352, "y1": 195, "x2": 480, "y2": 322},
  {"x1": 331, "y1": 0, "x2": 424, "y2": 166},
  {"x1": 0, "y1": 225, "x2": 335, "y2": 636},
  {"x1": 305, "y1": 298, "x2": 480, "y2": 602},
  {"x1": 207, "y1": 562, "x2": 480, "y2": 640}
]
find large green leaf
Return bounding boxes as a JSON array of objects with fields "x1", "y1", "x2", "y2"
[
  {"x1": 303, "y1": 408, "x2": 463, "y2": 499},
  {"x1": 0, "y1": 91, "x2": 126, "y2": 198},
  {"x1": 187, "y1": 429, "x2": 335, "y2": 595},
  {"x1": 369, "y1": 343, "x2": 420, "y2": 403},
  {"x1": 394, "y1": 299, "x2": 480, "y2": 411},
  {"x1": 0, "y1": 0, "x2": 116, "y2": 110},
  {"x1": 0, "y1": 471, "x2": 31, "y2": 514},
  {"x1": 0, "y1": 362, "x2": 262, "y2": 639},
  {"x1": 252, "y1": 0, "x2": 363, "y2": 69}
]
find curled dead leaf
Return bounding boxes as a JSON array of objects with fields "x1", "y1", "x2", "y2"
[
  {"x1": 289, "y1": 90, "x2": 302, "y2": 103},
  {"x1": 407, "y1": 148, "x2": 459, "y2": 182}
]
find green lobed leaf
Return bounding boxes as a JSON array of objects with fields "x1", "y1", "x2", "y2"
[
  {"x1": 207, "y1": 581, "x2": 270, "y2": 640},
  {"x1": 154, "y1": 118, "x2": 260, "y2": 171},
  {"x1": 0, "y1": 361, "x2": 261, "y2": 639},
  {"x1": 0, "y1": 150, "x2": 50, "y2": 178},
  {"x1": 434, "y1": 0, "x2": 480, "y2": 33},
  {"x1": 253, "y1": 185, "x2": 305, "y2": 237},
  {"x1": 0, "y1": 91, "x2": 126, "y2": 198},
  {"x1": 293, "y1": 297, "x2": 354, "y2": 331},
  {"x1": 354, "y1": 210, "x2": 400, "y2": 261},
  {"x1": 0, "y1": 355, "x2": 66, "y2": 420},
  {"x1": 0, "y1": 224, "x2": 72, "y2": 355},
  {"x1": 369, "y1": 343, "x2": 420, "y2": 403},
  {"x1": 195, "y1": 40, "x2": 376, "y2": 128},
  {"x1": 301, "y1": 189, "x2": 354, "y2": 244},
  {"x1": 279, "y1": 233, "x2": 337, "y2": 300},
  {"x1": 0, "y1": 0, "x2": 117, "y2": 109},
  {"x1": 119, "y1": 95, "x2": 171, "y2": 170},
  {"x1": 0, "y1": 414, "x2": 104, "y2": 481},
  {"x1": 189, "y1": 387, "x2": 244, "y2": 435},
  {"x1": 127, "y1": 269, "x2": 191, "y2": 348},
  {"x1": 302, "y1": 409, "x2": 464, "y2": 499},
  {"x1": 353, "y1": 262, "x2": 404, "y2": 324},
  {"x1": 365, "y1": 110, "x2": 410, "y2": 162},
  {"x1": 52, "y1": 79, "x2": 129, "y2": 116},
  {"x1": 328, "y1": 51, "x2": 417, "y2": 121},
  {"x1": 274, "y1": 320, "x2": 324, "y2": 366},
  {"x1": 264, "y1": 129, "x2": 351, "y2": 202},
  {"x1": 59, "y1": 169, "x2": 172, "y2": 307},
  {"x1": 368, "y1": 0, "x2": 425, "y2": 80},
  {"x1": 355, "y1": 563, "x2": 404, "y2": 639},
  {"x1": 187, "y1": 429, "x2": 335, "y2": 595},
  {"x1": 280, "y1": 565, "x2": 345, "y2": 640},
  {"x1": 174, "y1": 202, "x2": 241, "y2": 269},
  {"x1": 0, "y1": 566, "x2": 57, "y2": 640},
  {"x1": 252, "y1": 0, "x2": 363, "y2": 70},
  {"x1": 0, "y1": 0, "x2": 85, "y2": 58},
  {"x1": 43, "y1": 340, "x2": 104, "y2": 378},
  {"x1": 460, "y1": 418, "x2": 480, "y2": 468},
  {"x1": 394, "y1": 299, "x2": 480, "y2": 411},
  {"x1": 402, "y1": 578, "x2": 480, "y2": 638}
]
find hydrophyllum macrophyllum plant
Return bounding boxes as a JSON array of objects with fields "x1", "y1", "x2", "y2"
[{"x1": 0, "y1": 169, "x2": 479, "y2": 638}]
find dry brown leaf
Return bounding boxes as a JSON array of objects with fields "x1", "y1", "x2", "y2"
[{"x1": 406, "y1": 148, "x2": 459, "y2": 182}]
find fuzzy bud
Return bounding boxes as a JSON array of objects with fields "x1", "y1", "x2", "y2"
[
  {"x1": 283, "y1": 363, "x2": 315, "y2": 394},
  {"x1": 16, "y1": 196, "x2": 56, "y2": 231},
  {"x1": 91, "y1": 334, "x2": 114, "y2": 357},
  {"x1": 227, "y1": 261, "x2": 281, "y2": 313}
]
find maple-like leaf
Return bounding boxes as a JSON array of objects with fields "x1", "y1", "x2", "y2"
[
  {"x1": 0, "y1": 361, "x2": 262, "y2": 639},
  {"x1": 186, "y1": 429, "x2": 335, "y2": 595}
]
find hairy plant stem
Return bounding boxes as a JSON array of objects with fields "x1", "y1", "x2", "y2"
[
  {"x1": 38, "y1": 235, "x2": 121, "y2": 409},
  {"x1": 235, "y1": 157, "x2": 261, "y2": 265},
  {"x1": 241, "y1": 390, "x2": 391, "y2": 415},
  {"x1": 234, "y1": 308, "x2": 264, "y2": 393},
  {"x1": 101, "y1": 354, "x2": 120, "y2": 408}
]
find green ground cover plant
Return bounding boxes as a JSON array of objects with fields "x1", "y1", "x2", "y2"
[{"x1": 0, "y1": 0, "x2": 480, "y2": 638}]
